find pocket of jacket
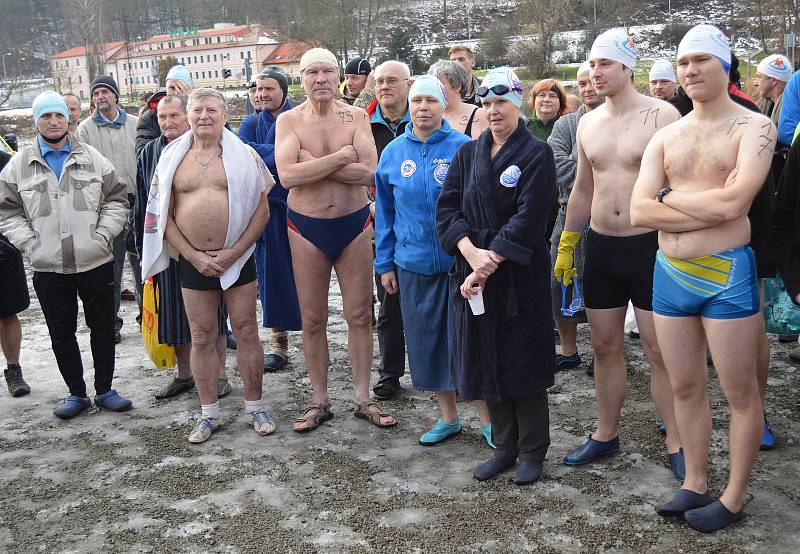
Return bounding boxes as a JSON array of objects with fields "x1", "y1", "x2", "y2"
[
  {"x1": 17, "y1": 176, "x2": 52, "y2": 219},
  {"x1": 71, "y1": 171, "x2": 103, "y2": 212}
]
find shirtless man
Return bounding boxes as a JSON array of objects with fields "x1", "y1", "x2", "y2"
[
  {"x1": 554, "y1": 29, "x2": 684, "y2": 478},
  {"x1": 630, "y1": 25, "x2": 774, "y2": 533},
  {"x1": 144, "y1": 88, "x2": 274, "y2": 443},
  {"x1": 275, "y1": 48, "x2": 395, "y2": 432}
]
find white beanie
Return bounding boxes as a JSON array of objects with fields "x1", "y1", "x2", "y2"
[
  {"x1": 649, "y1": 59, "x2": 676, "y2": 82},
  {"x1": 299, "y1": 48, "x2": 338, "y2": 73},
  {"x1": 757, "y1": 54, "x2": 792, "y2": 82},
  {"x1": 677, "y1": 24, "x2": 731, "y2": 65},
  {"x1": 577, "y1": 60, "x2": 591, "y2": 76},
  {"x1": 590, "y1": 29, "x2": 638, "y2": 70}
]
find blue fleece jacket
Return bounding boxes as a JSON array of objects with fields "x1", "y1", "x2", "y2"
[
  {"x1": 778, "y1": 70, "x2": 800, "y2": 145},
  {"x1": 374, "y1": 119, "x2": 470, "y2": 276}
]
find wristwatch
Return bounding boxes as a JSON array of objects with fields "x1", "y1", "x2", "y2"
[{"x1": 656, "y1": 187, "x2": 672, "y2": 203}]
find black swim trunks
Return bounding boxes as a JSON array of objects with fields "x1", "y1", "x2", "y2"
[
  {"x1": 583, "y1": 229, "x2": 658, "y2": 311},
  {"x1": 178, "y1": 254, "x2": 257, "y2": 291},
  {"x1": 0, "y1": 234, "x2": 30, "y2": 319}
]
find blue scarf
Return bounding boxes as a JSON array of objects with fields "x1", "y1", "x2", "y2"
[{"x1": 93, "y1": 107, "x2": 127, "y2": 128}]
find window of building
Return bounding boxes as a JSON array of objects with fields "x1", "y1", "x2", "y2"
[
  {"x1": 217, "y1": 36, "x2": 221, "y2": 43},
  {"x1": 240, "y1": 51, "x2": 244, "y2": 59},
  {"x1": 213, "y1": 54, "x2": 217, "y2": 62},
  {"x1": 65, "y1": 59, "x2": 69, "y2": 67},
  {"x1": 195, "y1": 72, "x2": 199, "y2": 79},
  {"x1": 193, "y1": 56, "x2": 197, "y2": 64},
  {"x1": 201, "y1": 71, "x2": 205, "y2": 79},
  {"x1": 78, "y1": 75, "x2": 82, "y2": 83},
  {"x1": 79, "y1": 90, "x2": 84, "y2": 99},
  {"x1": 124, "y1": 78, "x2": 128, "y2": 85},
  {"x1": 76, "y1": 58, "x2": 80, "y2": 66},
  {"x1": 215, "y1": 70, "x2": 218, "y2": 78},
  {"x1": 68, "y1": 76, "x2": 72, "y2": 85}
]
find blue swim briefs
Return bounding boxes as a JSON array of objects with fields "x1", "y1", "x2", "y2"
[{"x1": 652, "y1": 245, "x2": 759, "y2": 320}]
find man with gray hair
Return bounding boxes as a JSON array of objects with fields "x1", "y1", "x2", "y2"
[
  {"x1": 142, "y1": 88, "x2": 274, "y2": 443},
  {"x1": 62, "y1": 92, "x2": 83, "y2": 133},
  {"x1": 367, "y1": 60, "x2": 413, "y2": 400}
]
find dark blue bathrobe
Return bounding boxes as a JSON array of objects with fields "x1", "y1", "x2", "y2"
[
  {"x1": 238, "y1": 103, "x2": 302, "y2": 330},
  {"x1": 436, "y1": 119, "x2": 556, "y2": 403}
]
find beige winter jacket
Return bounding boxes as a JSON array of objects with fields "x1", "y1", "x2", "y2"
[
  {"x1": 0, "y1": 136, "x2": 129, "y2": 273},
  {"x1": 76, "y1": 109, "x2": 139, "y2": 194}
]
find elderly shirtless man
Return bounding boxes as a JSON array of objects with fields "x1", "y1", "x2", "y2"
[
  {"x1": 275, "y1": 48, "x2": 395, "y2": 432},
  {"x1": 630, "y1": 25, "x2": 774, "y2": 533},
  {"x1": 142, "y1": 89, "x2": 274, "y2": 444},
  {"x1": 554, "y1": 29, "x2": 685, "y2": 477}
]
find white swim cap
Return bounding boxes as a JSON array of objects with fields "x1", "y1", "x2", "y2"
[
  {"x1": 577, "y1": 61, "x2": 591, "y2": 77},
  {"x1": 649, "y1": 59, "x2": 676, "y2": 82},
  {"x1": 590, "y1": 29, "x2": 638, "y2": 70},
  {"x1": 299, "y1": 48, "x2": 338, "y2": 73},
  {"x1": 677, "y1": 24, "x2": 731, "y2": 65},
  {"x1": 757, "y1": 54, "x2": 792, "y2": 82}
]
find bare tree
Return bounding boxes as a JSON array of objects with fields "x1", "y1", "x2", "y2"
[{"x1": 517, "y1": 0, "x2": 569, "y2": 76}]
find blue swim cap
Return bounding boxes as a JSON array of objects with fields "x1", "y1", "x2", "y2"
[{"x1": 32, "y1": 91, "x2": 69, "y2": 125}]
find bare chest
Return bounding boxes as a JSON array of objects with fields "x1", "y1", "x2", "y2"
[
  {"x1": 296, "y1": 110, "x2": 358, "y2": 156},
  {"x1": 582, "y1": 113, "x2": 655, "y2": 172},
  {"x1": 663, "y1": 125, "x2": 739, "y2": 186},
  {"x1": 173, "y1": 153, "x2": 227, "y2": 194}
]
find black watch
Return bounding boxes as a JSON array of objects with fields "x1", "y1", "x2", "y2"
[{"x1": 656, "y1": 187, "x2": 672, "y2": 203}]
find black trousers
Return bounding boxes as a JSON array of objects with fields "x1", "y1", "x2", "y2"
[
  {"x1": 33, "y1": 262, "x2": 116, "y2": 397},
  {"x1": 374, "y1": 271, "x2": 406, "y2": 385},
  {"x1": 488, "y1": 390, "x2": 551, "y2": 462}
]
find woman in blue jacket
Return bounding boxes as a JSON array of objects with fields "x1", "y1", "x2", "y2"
[{"x1": 375, "y1": 75, "x2": 493, "y2": 447}]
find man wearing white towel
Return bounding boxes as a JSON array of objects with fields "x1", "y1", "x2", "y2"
[{"x1": 142, "y1": 88, "x2": 274, "y2": 443}]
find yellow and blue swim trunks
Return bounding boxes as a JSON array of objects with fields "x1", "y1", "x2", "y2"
[{"x1": 653, "y1": 246, "x2": 759, "y2": 320}]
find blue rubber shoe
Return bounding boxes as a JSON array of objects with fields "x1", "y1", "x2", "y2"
[
  {"x1": 514, "y1": 461, "x2": 543, "y2": 485},
  {"x1": 473, "y1": 454, "x2": 515, "y2": 481},
  {"x1": 685, "y1": 500, "x2": 744, "y2": 533},
  {"x1": 480, "y1": 423, "x2": 496, "y2": 449},
  {"x1": 760, "y1": 418, "x2": 776, "y2": 451},
  {"x1": 419, "y1": 419, "x2": 462, "y2": 445},
  {"x1": 657, "y1": 422, "x2": 666, "y2": 435},
  {"x1": 656, "y1": 489, "x2": 715, "y2": 518},
  {"x1": 94, "y1": 389, "x2": 132, "y2": 412},
  {"x1": 53, "y1": 396, "x2": 92, "y2": 419},
  {"x1": 563, "y1": 434, "x2": 620, "y2": 465},
  {"x1": 668, "y1": 448, "x2": 685, "y2": 482}
]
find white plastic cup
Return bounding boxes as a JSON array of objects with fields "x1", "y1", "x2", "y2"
[{"x1": 467, "y1": 285, "x2": 485, "y2": 315}]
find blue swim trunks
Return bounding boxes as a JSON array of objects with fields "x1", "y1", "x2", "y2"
[{"x1": 652, "y1": 246, "x2": 759, "y2": 320}]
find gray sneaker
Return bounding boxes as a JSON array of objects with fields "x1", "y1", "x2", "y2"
[{"x1": 4, "y1": 364, "x2": 30, "y2": 397}]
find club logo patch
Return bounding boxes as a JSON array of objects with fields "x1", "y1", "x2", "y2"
[
  {"x1": 500, "y1": 165, "x2": 521, "y2": 188},
  {"x1": 400, "y1": 159, "x2": 417, "y2": 177},
  {"x1": 433, "y1": 162, "x2": 449, "y2": 185}
]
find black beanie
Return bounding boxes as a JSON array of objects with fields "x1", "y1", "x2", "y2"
[
  {"x1": 90, "y1": 75, "x2": 120, "y2": 99},
  {"x1": 257, "y1": 68, "x2": 289, "y2": 105},
  {"x1": 344, "y1": 58, "x2": 371, "y2": 75}
]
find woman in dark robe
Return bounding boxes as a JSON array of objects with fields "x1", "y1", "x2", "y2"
[{"x1": 436, "y1": 67, "x2": 556, "y2": 485}]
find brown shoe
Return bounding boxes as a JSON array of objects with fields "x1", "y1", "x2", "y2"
[{"x1": 5, "y1": 364, "x2": 31, "y2": 397}]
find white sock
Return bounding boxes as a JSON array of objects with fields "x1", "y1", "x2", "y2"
[
  {"x1": 201, "y1": 401, "x2": 220, "y2": 420},
  {"x1": 244, "y1": 399, "x2": 263, "y2": 414}
]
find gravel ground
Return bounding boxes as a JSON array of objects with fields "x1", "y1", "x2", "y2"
[{"x1": 1, "y1": 266, "x2": 799, "y2": 554}]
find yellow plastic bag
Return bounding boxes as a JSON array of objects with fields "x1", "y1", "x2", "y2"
[{"x1": 141, "y1": 277, "x2": 176, "y2": 369}]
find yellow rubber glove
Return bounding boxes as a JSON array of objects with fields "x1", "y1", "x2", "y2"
[{"x1": 554, "y1": 230, "x2": 581, "y2": 286}]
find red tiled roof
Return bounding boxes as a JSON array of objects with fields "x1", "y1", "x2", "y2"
[
  {"x1": 52, "y1": 41, "x2": 126, "y2": 59},
  {"x1": 262, "y1": 41, "x2": 312, "y2": 65}
]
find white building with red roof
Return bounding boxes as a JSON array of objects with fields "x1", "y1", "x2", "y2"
[{"x1": 51, "y1": 23, "x2": 312, "y2": 99}]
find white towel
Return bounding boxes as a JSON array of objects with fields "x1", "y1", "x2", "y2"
[{"x1": 141, "y1": 127, "x2": 274, "y2": 289}]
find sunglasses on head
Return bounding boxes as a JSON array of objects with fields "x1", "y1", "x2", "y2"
[{"x1": 476, "y1": 84, "x2": 522, "y2": 97}]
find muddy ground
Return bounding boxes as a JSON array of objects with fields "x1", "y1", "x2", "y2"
[{"x1": 1, "y1": 266, "x2": 799, "y2": 554}]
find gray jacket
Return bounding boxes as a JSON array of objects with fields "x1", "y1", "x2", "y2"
[
  {"x1": 547, "y1": 104, "x2": 586, "y2": 217},
  {"x1": 77, "y1": 109, "x2": 139, "y2": 194},
  {"x1": 0, "y1": 136, "x2": 129, "y2": 273}
]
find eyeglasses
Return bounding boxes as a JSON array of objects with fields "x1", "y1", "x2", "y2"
[
  {"x1": 476, "y1": 84, "x2": 522, "y2": 97},
  {"x1": 375, "y1": 77, "x2": 403, "y2": 87}
]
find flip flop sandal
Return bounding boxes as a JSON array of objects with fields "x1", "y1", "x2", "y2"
[
  {"x1": 292, "y1": 403, "x2": 334, "y2": 433},
  {"x1": 353, "y1": 401, "x2": 397, "y2": 428}
]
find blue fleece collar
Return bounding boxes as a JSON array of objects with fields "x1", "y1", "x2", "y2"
[
  {"x1": 404, "y1": 118, "x2": 453, "y2": 144},
  {"x1": 93, "y1": 107, "x2": 127, "y2": 128}
]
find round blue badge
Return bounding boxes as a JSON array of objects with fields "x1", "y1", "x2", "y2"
[
  {"x1": 400, "y1": 159, "x2": 417, "y2": 177},
  {"x1": 433, "y1": 163, "x2": 449, "y2": 185},
  {"x1": 499, "y1": 165, "x2": 521, "y2": 188}
]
